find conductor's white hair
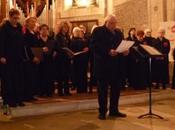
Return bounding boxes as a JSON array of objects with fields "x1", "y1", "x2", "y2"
[{"x1": 104, "y1": 14, "x2": 117, "y2": 23}]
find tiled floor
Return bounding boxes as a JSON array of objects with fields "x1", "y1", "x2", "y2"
[{"x1": 0, "y1": 99, "x2": 175, "y2": 130}]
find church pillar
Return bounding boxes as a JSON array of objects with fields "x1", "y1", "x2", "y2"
[{"x1": 0, "y1": 0, "x2": 7, "y2": 22}]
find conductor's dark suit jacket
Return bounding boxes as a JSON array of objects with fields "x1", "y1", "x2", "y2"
[{"x1": 90, "y1": 25, "x2": 124, "y2": 80}]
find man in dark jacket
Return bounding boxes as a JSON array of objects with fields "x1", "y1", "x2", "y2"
[
  {"x1": 154, "y1": 28, "x2": 170, "y2": 89},
  {"x1": 91, "y1": 14, "x2": 128, "y2": 120},
  {"x1": 0, "y1": 9, "x2": 25, "y2": 107}
]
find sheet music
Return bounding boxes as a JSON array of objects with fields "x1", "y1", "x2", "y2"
[
  {"x1": 115, "y1": 40, "x2": 135, "y2": 53},
  {"x1": 140, "y1": 44, "x2": 162, "y2": 56},
  {"x1": 62, "y1": 47, "x2": 86, "y2": 58}
]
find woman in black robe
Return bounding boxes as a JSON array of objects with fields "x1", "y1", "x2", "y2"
[
  {"x1": 126, "y1": 28, "x2": 137, "y2": 41},
  {"x1": 172, "y1": 48, "x2": 175, "y2": 89},
  {"x1": 125, "y1": 28, "x2": 137, "y2": 88},
  {"x1": 38, "y1": 24, "x2": 55, "y2": 97},
  {"x1": 154, "y1": 29, "x2": 170, "y2": 89},
  {"x1": 129, "y1": 30, "x2": 149, "y2": 90},
  {"x1": 55, "y1": 21, "x2": 71, "y2": 96},
  {"x1": 23, "y1": 17, "x2": 41, "y2": 101},
  {"x1": 70, "y1": 27, "x2": 89, "y2": 93}
]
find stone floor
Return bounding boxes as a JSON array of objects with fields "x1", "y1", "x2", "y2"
[
  {"x1": 0, "y1": 98, "x2": 175, "y2": 130},
  {"x1": 16, "y1": 88, "x2": 157, "y2": 105}
]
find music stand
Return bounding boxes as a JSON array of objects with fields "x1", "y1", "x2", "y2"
[{"x1": 136, "y1": 45, "x2": 164, "y2": 119}]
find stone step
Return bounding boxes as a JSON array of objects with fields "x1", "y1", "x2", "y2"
[{"x1": 1, "y1": 89, "x2": 175, "y2": 118}]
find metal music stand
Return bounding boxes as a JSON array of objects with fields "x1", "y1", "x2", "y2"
[{"x1": 134, "y1": 45, "x2": 164, "y2": 119}]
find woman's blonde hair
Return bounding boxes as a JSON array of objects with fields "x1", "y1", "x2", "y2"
[
  {"x1": 56, "y1": 21, "x2": 71, "y2": 35},
  {"x1": 72, "y1": 27, "x2": 81, "y2": 38},
  {"x1": 24, "y1": 16, "x2": 37, "y2": 29}
]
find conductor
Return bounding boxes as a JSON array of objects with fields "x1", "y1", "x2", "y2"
[{"x1": 91, "y1": 14, "x2": 128, "y2": 120}]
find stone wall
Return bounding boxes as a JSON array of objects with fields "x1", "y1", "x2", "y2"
[
  {"x1": 113, "y1": 0, "x2": 148, "y2": 37},
  {"x1": 55, "y1": 0, "x2": 106, "y2": 28}
]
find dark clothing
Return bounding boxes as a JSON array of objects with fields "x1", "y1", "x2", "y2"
[
  {"x1": 23, "y1": 29, "x2": 41, "y2": 99},
  {"x1": 124, "y1": 36, "x2": 137, "y2": 88},
  {"x1": 39, "y1": 37, "x2": 55, "y2": 96},
  {"x1": 70, "y1": 37, "x2": 89, "y2": 93},
  {"x1": 172, "y1": 49, "x2": 175, "y2": 88},
  {"x1": 91, "y1": 26, "x2": 124, "y2": 115},
  {"x1": 91, "y1": 26, "x2": 124, "y2": 80},
  {"x1": 0, "y1": 21, "x2": 24, "y2": 106},
  {"x1": 89, "y1": 33, "x2": 97, "y2": 92},
  {"x1": 143, "y1": 36, "x2": 156, "y2": 46},
  {"x1": 126, "y1": 36, "x2": 137, "y2": 41},
  {"x1": 153, "y1": 37, "x2": 170, "y2": 85},
  {"x1": 128, "y1": 40, "x2": 149, "y2": 89},
  {"x1": 143, "y1": 36, "x2": 158, "y2": 84},
  {"x1": 55, "y1": 33, "x2": 71, "y2": 95}
]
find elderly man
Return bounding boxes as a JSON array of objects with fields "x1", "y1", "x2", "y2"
[
  {"x1": 91, "y1": 14, "x2": 128, "y2": 120},
  {"x1": 143, "y1": 29, "x2": 156, "y2": 46},
  {"x1": 154, "y1": 28, "x2": 170, "y2": 89}
]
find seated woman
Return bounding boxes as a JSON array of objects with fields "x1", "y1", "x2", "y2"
[{"x1": 70, "y1": 27, "x2": 89, "y2": 93}]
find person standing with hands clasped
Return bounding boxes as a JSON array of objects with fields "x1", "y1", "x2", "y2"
[
  {"x1": 91, "y1": 14, "x2": 129, "y2": 120},
  {"x1": 0, "y1": 9, "x2": 25, "y2": 107}
]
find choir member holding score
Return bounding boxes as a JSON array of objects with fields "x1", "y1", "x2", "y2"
[{"x1": 70, "y1": 27, "x2": 89, "y2": 94}]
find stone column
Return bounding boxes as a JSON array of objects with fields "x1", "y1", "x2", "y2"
[
  {"x1": 0, "y1": 0, "x2": 7, "y2": 22},
  {"x1": 148, "y1": 0, "x2": 166, "y2": 36}
]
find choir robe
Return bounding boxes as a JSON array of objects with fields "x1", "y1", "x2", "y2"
[
  {"x1": 23, "y1": 29, "x2": 42, "y2": 99},
  {"x1": 126, "y1": 36, "x2": 137, "y2": 41},
  {"x1": 172, "y1": 48, "x2": 175, "y2": 89},
  {"x1": 129, "y1": 40, "x2": 149, "y2": 90},
  {"x1": 143, "y1": 36, "x2": 156, "y2": 46},
  {"x1": 55, "y1": 33, "x2": 71, "y2": 95},
  {"x1": 0, "y1": 21, "x2": 24, "y2": 106},
  {"x1": 153, "y1": 37, "x2": 170, "y2": 85},
  {"x1": 70, "y1": 37, "x2": 89, "y2": 93},
  {"x1": 87, "y1": 32, "x2": 97, "y2": 90},
  {"x1": 125, "y1": 36, "x2": 137, "y2": 87},
  {"x1": 89, "y1": 40, "x2": 97, "y2": 91},
  {"x1": 143, "y1": 36, "x2": 158, "y2": 83},
  {"x1": 38, "y1": 37, "x2": 55, "y2": 96}
]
